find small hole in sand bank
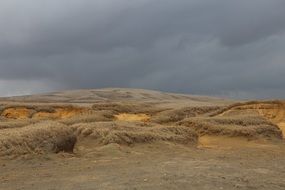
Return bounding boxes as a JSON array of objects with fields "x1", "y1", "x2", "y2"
[{"x1": 277, "y1": 122, "x2": 285, "y2": 138}]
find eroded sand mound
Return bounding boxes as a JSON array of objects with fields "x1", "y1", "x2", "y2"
[
  {"x1": 72, "y1": 121, "x2": 198, "y2": 146},
  {"x1": 211, "y1": 101, "x2": 285, "y2": 137},
  {"x1": 0, "y1": 121, "x2": 76, "y2": 158},
  {"x1": 179, "y1": 116, "x2": 282, "y2": 140},
  {"x1": 0, "y1": 90, "x2": 284, "y2": 159},
  {"x1": 0, "y1": 105, "x2": 89, "y2": 120},
  {"x1": 114, "y1": 113, "x2": 151, "y2": 122}
]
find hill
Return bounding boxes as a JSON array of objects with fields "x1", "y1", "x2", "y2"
[{"x1": 0, "y1": 88, "x2": 285, "y2": 190}]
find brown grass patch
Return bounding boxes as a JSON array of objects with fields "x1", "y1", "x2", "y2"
[
  {"x1": 72, "y1": 121, "x2": 198, "y2": 146},
  {"x1": 151, "y1": 106, "x2": 221, "y2": 124},
  {"x1": 0, "y1": 121, "x2": 76, "y2": 158},
  {"x1": 0, "y1": 120, "x2": 36, "y2": 129},
  {"x1": 209, "y1": 101, "x2": 285, "y2": 138},
  {"x1": 211, "y1": 101, "x2": 285, "y2": 122},
  {"x1": 60, "y1": 111, "x2": 114, "y2": 125},
  {"x1": 179, "y1": 116, "x2": 282, "y2": 140}
]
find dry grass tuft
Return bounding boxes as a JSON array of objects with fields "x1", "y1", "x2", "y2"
[
  {"x1": 0, "y1": 120, "x2": 38, "y2": 129},
  {"x1": 209, "y1": 101, "x2": 285, "y2": 118},
  {"x1": 72, "y1": 121, "x2": 198, "y2": 146},
  {"x1": 92, "y1": 102, "x2": 163, "y2": 115},
  {"x1": 179, "y1": 116, "x2": 282, "y2": 140},
  {"x1": 60, "y1": 111, "x2": 114, "y2": 125},
  {"x1": 0, "y1": 121, "x2": 76, "y2": 158},
  {"x1": 151, "y1": 106, "x2": 221, "y2": 124}
]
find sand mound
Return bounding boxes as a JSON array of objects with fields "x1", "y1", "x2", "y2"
[
  {"x1": 211, "y1": 101, "x2": 285, "y2": 137},
  {"x1": 151, "y1": 106, "x2": 221, "y2": 124},
  {"x1": 114, "y1": 113, "x2": 151, "y2": 122},
  {"x1": 72, "y1": 121, "x2": 198, "y2": 146},
  {"x1": 60, "y1": 111, "x2": 114, "y2": 125},
  {"x1": 0, "y1": 121, "x2": 76, "y2": 158},
  {"x1": 213, "y1": 101, "x2": 285, "y2": 122},
  {"x1": 1, "y1": 107, "x2": 34, "y2": 119},
  {"x1": 0, "y1": 120, "x2": 35, "y2": 130},
  {"x1": 1, "y1": 96, "x2": 284, "y2": 158},
  {"x1": 0, "y1": 105, "x2": 89, "y2": 120},
  {"x1": 33, "y1": 107, "x2": 87, "y2": 119},
  {"x1": 179, "y1": 116, "x2": 282, "y2": 140},
  {"x1": 92, "y1": 102, "x2": 163, "y2": 115}
]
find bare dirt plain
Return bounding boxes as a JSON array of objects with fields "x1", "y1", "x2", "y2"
[{"x1": 0, "y1": 88, "x2": 285, "y2": 190}]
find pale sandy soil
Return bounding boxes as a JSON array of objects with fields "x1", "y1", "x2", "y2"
[
  {"x1": 1, "y1": 141, "x2": 285, "y2": 190},
  {"x1": 114, "y1": 113, "x2": 151, "y2": 122}
]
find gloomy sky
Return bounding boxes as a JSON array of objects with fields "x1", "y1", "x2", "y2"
[{"x1": 0, "y1": 0, "x2": 285, "y2": 99}]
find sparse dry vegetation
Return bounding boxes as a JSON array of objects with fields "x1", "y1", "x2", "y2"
[
  {"x1": 72, "y1": 121, "x2": 198, "y2": 146},
  {"x1": 0, "y1": 121, "x2": 76, "y2": 158},
  {"x1": 0, "y1": 89, "x2": 284, "y2": 159},
  {"x1": 150, "y1": 106, "x2": 221, "y2": 124},
  {"x1": 179, "y1": 116, "x2": 282, "y2": 140},
  {"x1": 60, "y1": 111, "x2": 114, "y2": 125}
]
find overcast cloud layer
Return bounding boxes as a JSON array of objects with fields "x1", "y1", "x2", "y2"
[{"x1": 0, "y1": 0, "x2": 285, "y2": 99}]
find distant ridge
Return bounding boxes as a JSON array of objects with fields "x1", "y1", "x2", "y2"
[{"x1": 0, "y1": 88, "x2": 229, "y2": 104}]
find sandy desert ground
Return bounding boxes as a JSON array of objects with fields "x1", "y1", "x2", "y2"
[{"x1": 0, "y1": 88, "x2": 285, "y2": 190}]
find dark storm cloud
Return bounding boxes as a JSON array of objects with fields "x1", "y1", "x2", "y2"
[{"x1": 0, "y1": 0, "x2": 285, "y2": 98}]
